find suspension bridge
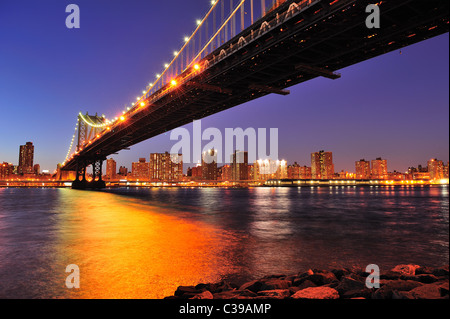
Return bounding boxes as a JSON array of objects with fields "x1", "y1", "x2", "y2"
[{"x1": 58, "y1": 0, "x2": 449, "y2": 189}]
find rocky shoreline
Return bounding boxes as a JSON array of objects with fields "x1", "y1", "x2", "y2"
[{"x1": 165, "y1": 265, "x2": 449, "y2": 299}]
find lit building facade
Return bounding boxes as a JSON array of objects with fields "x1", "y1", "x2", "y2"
[
  {"x1": 18, "y1": 142, "x2": 34, "y2": 175},
  {"x1": 371, "y1": 157, "x2": 388, "y2": 179},
  {"x1": 254, "y1": 159, "x2": 287, "y2": 181},
  {"x1": 428, "y1": 158, "x2": 444, "y2": 180},
  {"x1": 202, "y1": 149, "x2": 218, "y2": 181},
  {"x1": 231, "y1": 151, "x2": 248, "y2": 181},
  {"x1": 355, "y1": 159, "x2": 371, "y2": 179},
  {"x1": 149, "y1": 152, "x2": 183, "y2": 181},
  {"x1": 311, "y1": 150, "x2": 334, "y2": 180},
  {"x1": 131, "y1": 158, "x2": 149, "y2": 180},
  {"x1": 106, "y1": 158, "x2": 117, "y2": 181}
]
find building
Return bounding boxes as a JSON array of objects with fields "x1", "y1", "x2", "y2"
[
  {"x1": 444, "y1": 162, "x2": 449, "y2": 179},
  {"x1": 219, "y1": 165, "x2": 232, "y2": 181},
  {"x1": 231, "y1": 151, "x2": 248, "y2": 181},
  {"x1": 149, "y1": 152, "x2": 183, "y2": 181},
  {"x1": 118, "y1": 166, "x2": 128, "y2": 177},
  {"x1": 428, "y1": 158, "x2": 444, "y2": 180},
  {"x1": 288, "y1": 162, "x2": 301, "y2": 179},
  {"x1": 1, "y1": 162, "x2": 14, "y2": 179},
  {"x1": 254, "y1": 159, "x2": 287, "y2": 181},
  {"x1": 18, "y1": 142, "x2": 34, "y2": 175},
  {"x1": 131, "y1": 158, "x2": 149, "y2": 180},
  {"x1": 371, "y1": 157, "x2": 388, "y2": 179},
  {"x1": 355, "y1": 159, "x2": 371, "y2": 179},
  {"x1": 202, "y1": 149, "x2": 218, "y2": 181},
  {"x1": 311, "y1": 150, "x2": 334, "y2": 180},
  {"x1": 33, "y1": 164, "x2": 40, "y2": 175},
  {"x1": 106, "y1": 158, "x2": 117, "y2": 181}
]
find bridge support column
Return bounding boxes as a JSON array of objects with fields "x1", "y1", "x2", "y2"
[
  {"x1": 72, "y1": 158, "x2": 106, "y2": 190},
  {"x1": 91, "y1": 159, "x2": 106, "y2": 189},
  {"x1": 72, "y1": 160, "x2": 88, "y2": 190}
]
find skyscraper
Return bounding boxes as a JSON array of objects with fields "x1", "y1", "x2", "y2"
[
  {"x1": 18, "y1": 142, "x2": 34, "y2": 175},
  {"x1": 371, "y1": 157, "x2": 388, "y2": 179},
  {"x1": 355, "y1": 159, "x2": 371, "y2": 179},
  {"x1": 311, "y1": 150, "x2": 334, "y2": 180},
  {"x1": 106, "y1": 158, "x2": 117, "y2": 181},
  {"x1": 428, "y1": 158, "x2": 444, "y2": 180},
  {"x1": 202, "y1": 149, "x2": 218, "y2": 181},
  {"x1": 149, "y1": 152, "x2": 183, "y2": 181},
  {"x1": 231, "y1": 151, "x2": 248, "y2": 181}
]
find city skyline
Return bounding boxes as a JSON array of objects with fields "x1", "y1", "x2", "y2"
[{"x1": 0, "y1": 1, "x2": 448, "y2": 173}]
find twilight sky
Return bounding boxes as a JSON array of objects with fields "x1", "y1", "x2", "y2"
[{"x1": 0, "y1": 0, "x2": 448, "y2": 173}]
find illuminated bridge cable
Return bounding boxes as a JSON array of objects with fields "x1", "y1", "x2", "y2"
[
  {"x1": 78, "y1": 112, "x2": 110, "y2": 128},
  {"x1": 62, "y1": 118, "x2": 80, "y2": 165}
]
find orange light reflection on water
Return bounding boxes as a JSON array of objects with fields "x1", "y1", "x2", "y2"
[{"x1": 55, "y1": 189, "x2": 231, "y2": 299}]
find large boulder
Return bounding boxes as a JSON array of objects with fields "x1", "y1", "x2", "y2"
[
  {"x1": 291, "y1": 287, "x2": 340, "y2": 299},
  {"x1": 372, "y1": 280, "x2": 423, "y2": 299},
  {"x1": 260, "y1": 278, "x2": 291, "y2": 291},
  {"x1": 257, "y1": 289, "x2": 291, "y2": 299},
  {"x1": 391, "y1": 264, "x2": 420, "y2": 276}
]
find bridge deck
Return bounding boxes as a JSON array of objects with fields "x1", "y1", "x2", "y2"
[{"x1": 62, "y1": 0, "x2": 449, "y2": 171}]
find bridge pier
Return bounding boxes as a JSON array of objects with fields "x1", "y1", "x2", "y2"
[{"x1": 71, "y1": 158, "x2": 106, "y2": 190}]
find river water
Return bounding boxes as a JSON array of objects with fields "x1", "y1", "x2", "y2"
[{"x1": 0, "y1": 185, "x2": 448, "y2": 298}]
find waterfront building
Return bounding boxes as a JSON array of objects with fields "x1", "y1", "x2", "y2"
[
  {"x1": 428, "y1": 158, "x2": 444, "y2": 180},
  {"x1": 254, "y1": 159, "x2": 287, "y2": 181},
  {"x1": 202, "y1": 149, "x2": 218, "y2": 181},
  {"x1": 106, "y1": 158, "x2": 117, "y2": 181},
  {"x1": 18, "y1": 142, "x2": 34, "y2": 175},
  {"x1": 131, "y1": 158, "x2": 149, "y2": 180},
  {"x1": 371, "y1": 157, "x2": 388, "y2": 179},
  {"x1": 149, "y1": 152, "x2": 183, "y2": 181},
  {"x1": 355, "y1": 159, "x2": 371, "y2": 179},
  {"x1": 311, "y1": 150, "x2": 334, "y2": 180},
  {"x1": 231, "y1": 151, "x2": 248, "y2": 181}
]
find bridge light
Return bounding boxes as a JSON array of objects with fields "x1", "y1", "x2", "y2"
[
  {"x1": 140, "y1": 101, "x2": 146, "y2": 107},
  {"x1": 171, "y1": 80, "x2": 177, "y2": 86},
  {"x1": 120, "y1": 116, "x2": 125, "y2": 121},
  {"x1": 173, "y1": 51, "x2": 178, "y2": 56},
  {"x1": 184, "y1": 36, "x2": 189, "y2": 42},
  {"x1": 196, "y1": 19, "x2": 202, "y2": 26},
  {"x1": 194, "y1": 64, "x2": 200, "y2": 70},
  {"x1": 164, "y1": 63, "x2": 169, "y2": 68},
  {"x1": 156, "y1": 74, "x2": 161, "y2": 78}
]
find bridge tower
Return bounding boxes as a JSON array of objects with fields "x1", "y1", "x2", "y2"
[{"x1": 72, "y1": 113, "x2": 107, "y2": 190}]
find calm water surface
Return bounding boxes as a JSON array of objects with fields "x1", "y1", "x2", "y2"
[{"x1": 0, "y1": 185, "x2": 448, "y2": 298}]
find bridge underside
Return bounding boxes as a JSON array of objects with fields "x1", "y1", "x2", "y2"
[{"x1": 62, "y1": 0, "x2": 449, "y2": 189}]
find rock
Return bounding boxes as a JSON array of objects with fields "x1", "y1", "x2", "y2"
[
  {"x1": 391, "y1": 264, "x2": 420, "y2": 276},
  {"x1": 432, "y1": 266, "x2": 449, "y2": 278},
  {"x1": 214, "y1": 289, "x2": 256, "y2": 299},
  {"x1": 415, "y1": 266, "x2": 434, "y2": 275},
  {"x1": 380, "y1": 270, "x2": 403, "y2": 280},
  {"x1": 401, "y1": 274, "x2": 439, "y2": 284},
  {"x1": 191, "y1": 291, "x2": 214, "y2": 299},
  {"x1": 291, "y1": 287, "x2": 340, "y2": 299},
  {"x1": 307, "y1": 271, "x2": 338, "y2": 286},
  {"x1": 239, "y1": 280, "x2": 264, "y2": 293},
  {"x1": 437, "y1": 281, "x2": 449, "y2": 297},
  {"x1": 175, "y1": 286, "x2": 204, "y2": 298},
  {"x1": 372, "y1": 280, "x2": 423, "y2": 299},
  {"x1": 260, "y1": 278, "x2": 290, "y2": 291},
  {"x1": 407, "y1": 284, "x2": 442, "y2": 299},
  {"x1": 331, "y1": 268, "x2": 351, "y2": 281},
  {"x1": 297, "y1": 279, "x2": 317, "y2": 290},
  {"x1": 257, "y1": 289, "x2": 291, "y2": 299},
  {"x1": 335, "y1": 276, "x2": 366, "y2": 295}
]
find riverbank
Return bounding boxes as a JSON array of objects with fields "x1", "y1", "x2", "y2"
[{"x1": 165, "y1": 265, "x2": 449, "y2": 299}]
